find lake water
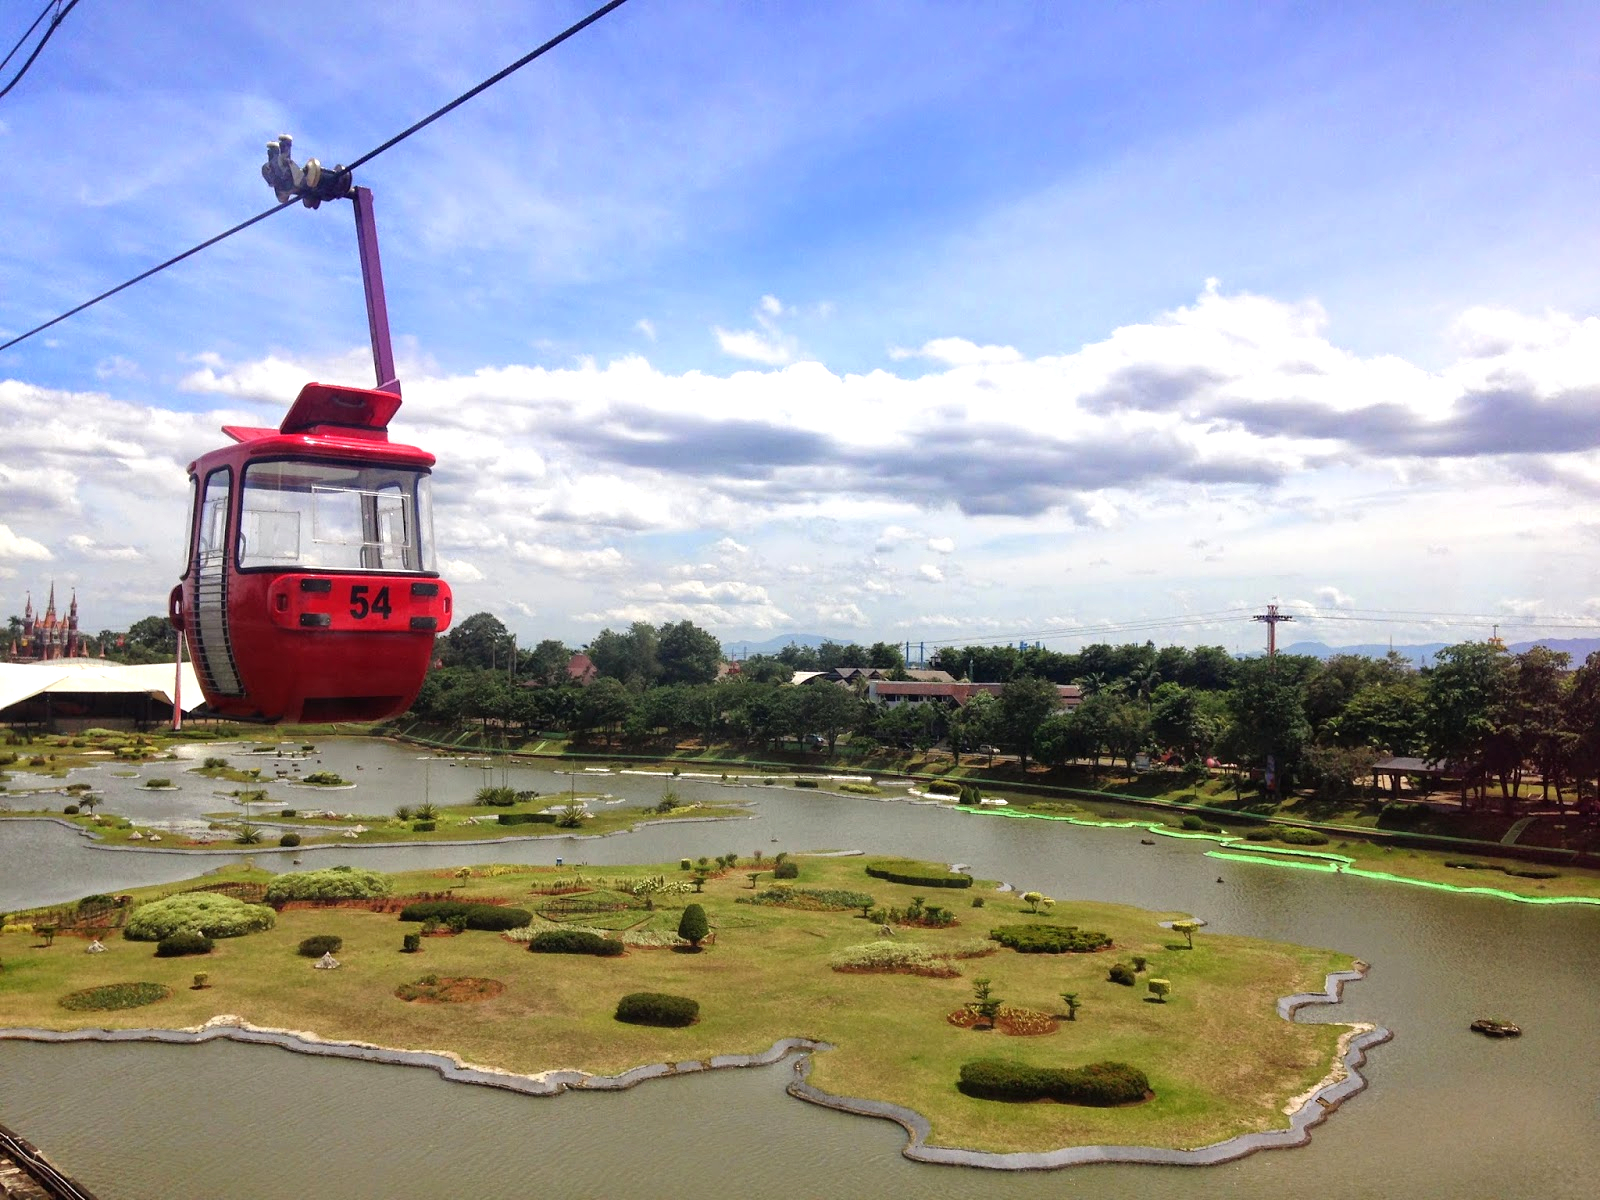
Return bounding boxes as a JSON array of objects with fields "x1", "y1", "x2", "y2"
[{"x1": 2, "y1": 738, "x2": 1597, "y2": 1199}]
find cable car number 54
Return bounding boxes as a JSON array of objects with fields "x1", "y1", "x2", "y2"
[{"x1": 349, "y1": 584, "x2": 393, "y2": 620}]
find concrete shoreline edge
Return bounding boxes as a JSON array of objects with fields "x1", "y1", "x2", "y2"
[{"x1": 0, "y1": 967, "x2": 1387, "y2": 1172}]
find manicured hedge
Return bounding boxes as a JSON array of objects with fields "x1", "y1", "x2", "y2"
[
  {"x1": 298, "y1": 935, "x2": 344, "y2": 958},
  {"x1": 793, "y1": 778, "x2": 819, "y2": 788},
  {"x1": 278, "y1": 832, "x2": 302, "y2": 847},
  {"x1": 497, "y1": 812, "x2": 558, "y2": 826},
  {"x1": 615, "y1": 991, "x2": 699, "y2": 1026},
  {"x1": 1270, "y1": 825, "x2": 1330, "y2": 846},
  {"x1": 865, "y1": 858, "x2": 973, "y2": 889},
  {"x1": 399, "y1": 901, "x2": 532, "y2": 931},
  {"x1": 925, "y1": 780, "x2": 962, "y2": 796},
  {"x1": 154, "y1": 931, "x2": 214, "y2": 957},
  {"x1": 772, "y1": 860, "x2": 800, "y2": 879},
  {"x1": 990, "y1": 924, "x2": 1112, "y2": 953},
  {"x1": 59, "y1": 982, "x2": 171, "y2": 1012},
  {"x1": 957, "y1": 1059, "x2": 1151, "y2": 1105},
  {"x1": 124, "y1": 893, "x2": 276, "y2": 941},
  {"x1": 529, "y1": 929, "x2": 624, "y2": 956},
  {"x1": 264, "y1": 867, "x2": 391, "y2": 904}
]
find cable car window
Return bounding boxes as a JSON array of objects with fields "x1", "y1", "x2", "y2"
[
  {"x1": 181, "y1": 476, "x2": 199, "y2": 576},
  {"x1": 238, "y1": 460, "x2": 434, "y2": 573},
  {"x1": 198, "y1": 469, "x2": 231, "y2": 565}
]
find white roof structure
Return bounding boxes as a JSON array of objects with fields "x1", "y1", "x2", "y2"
[{"x1": 0, "y1": 659, "x2": 206, "y2": 715}]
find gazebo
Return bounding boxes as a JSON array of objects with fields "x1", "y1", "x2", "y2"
[{"x1": 1371, "y1": 756, "x2": 1459, "y2": 801}]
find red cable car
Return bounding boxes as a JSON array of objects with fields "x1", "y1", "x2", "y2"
[
  {"x1": 170, "y1": 381, "x2": 452, "y2": 723},
  {"x1": 168, "y1": 141, "x2": 452, "y2": 723}
]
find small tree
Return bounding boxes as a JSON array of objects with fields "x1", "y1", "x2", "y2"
[
  {"x1": 1021, "y1": 890, "x2": 1043, "y2": 913},
  {"x1": 691, "y1": 870, "x2": 709, "y2": 893},
  {"x1": 746, "y1": 871, "x2": 762, "y2": 889},
  {"x1": 38, "y1": 925, "x2": 57, "y2": 948},
  {"x1": 1132, "y1": 955, "x2": 1147, "y2": 972},
  {"x1": 678, "y1": 903, "x2": 709, "y2": 949},
  {"x1": 1148, "y1": 978, "x2": 1172, "y2": 1003},
  {"x1": 1172, "y1": 920, "x2": 1200, "y2": 950},
  {"x1": 1060, "y1": 992, "x2": 1082, "y2": 1021},
  {"x1": 192, "y1": 972, "x2": 210, "y2": 990},
  {"x1": 971, "y1": 977, "x2": 1003, "y2": 1030}
]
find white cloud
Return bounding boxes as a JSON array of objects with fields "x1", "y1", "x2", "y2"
[
  {"x1": 1314, "y1": 586, "x2": 1355, "y2": 610},
  {"x1": 927, "y1": 536, "x2": 956, "y2": 554},
  {"x1": 0, "y1": 523, "x2": 53, "y2": 561},
  {"x1": 918, "y1": 564, "x2": 945, "y2": 583},
  {"x1": 714, "y1": 325, "x2": 795, "y2": 366},
  {"x1": 439, "y1": 557, "x2": 486, "y2": 584},
  {"x1": 635, "y1": 318, "x2": 657, "y2": 341},
  {"x1": 67, "y1": 534, "x2": 143, "y2": 562},
  {"x1": 889, "y1": 336, "x2": 1023, "y2": 366},
  {"x1": 510, "y1": 543, "x2": 627, "y2": 576}
]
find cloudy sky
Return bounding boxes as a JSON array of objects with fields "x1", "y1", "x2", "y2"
[{"x1": 3, "y1": 0, "x2": 1599, "y2": 657}]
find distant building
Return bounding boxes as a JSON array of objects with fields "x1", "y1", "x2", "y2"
[
  {"x1": 566, "y1": 652, "x2": 599, "y2": 685},
  {"x1": 866, "y1": 680, "x2": 1082, "y2": 710},
  {"x1": 792, "y1": 666, "x2": 956, "y2": 687},
  {"x1": 7, "y1": 584, "x2": 92, "y2": 662}
]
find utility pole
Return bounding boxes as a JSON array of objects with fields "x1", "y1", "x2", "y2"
[{"x1": 1253, "y1": 603, "x2": 1293, "y2": 660}]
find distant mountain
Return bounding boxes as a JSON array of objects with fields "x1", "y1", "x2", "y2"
[
  {"x1": 722, "y1": 633, "x2": 835, "y2": 658},
  {"x1": 1283, "y1": 637, "x2": 1600, "y2": 668}
]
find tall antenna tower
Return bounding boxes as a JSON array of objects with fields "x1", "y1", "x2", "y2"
[{"x1": 1253, "y1": 603, "x2": 1294, "y2": 658}]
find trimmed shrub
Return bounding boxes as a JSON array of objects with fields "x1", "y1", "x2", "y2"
[
  {"x1": 298, "y1": 935, "x2": 344, "y2": 958},
  {"x1": 677, "y1": 903, "x2": 709, "y2": 947},
  {"x1": 957, "y1": 1059, "x2": 1150, "y2": 1105},
  {"x1": 865, "y1": 858, "x2": 973, "y2": 889},
  {"x1": 265, "y1": 867, "x2": 391, "y2": 905},
  {"x1": 411, "y1": 820, "x2": 435, "y2": 832},
  {"x1": 402, "y1": 933, "x2": 421, "y2": 952},
  {"x1": 1270, "y1": 825, "x2": 1330, "y2": 846},
  {"x1": 1243, "y1": 827, "x2": 1277, "y2": 841},
  {"x1": 63, "y1": 804, "x2": 80, "y2": 815},
  {"x1": 1180, "y1": 814, "x2": 1206, "y2": 830},
  {"x1": 497, "y1": 812, "x2": 558, "y2": 826},
  {"x1": 990, "y1": 924, "x2": 1112, "y2": 954},
  {"x1": 280, "y1": 809, "x2": 298, "y2": 818},
  {"x1": 958, "y1": 783, "x2": 983, "y2": 805},
  {"x1": 278, "y1": 832, "x2": 302, "y2": 848},
  {"x1": 772, "y1": 860, "x2": 800, "y2": 880},
  {"x1": 615, "y1": 991, "x2": 699, "y2": 1027},
  {"x1": 155, "y1": 931, "x2": 214, "y2": 957},
  {"x1": 1107, "y1": 962, "x2": 1137, "y2": 986},
  {"x1": 399, "y1": 901, "x2": 531, "y2": 931},
  {"x1": 794, "y1": 778, "x2": 819, "y2": 788},
  {"x1": 529, "y1": 929, "x2": 624, "y2": 956},
  {"x1": 830, "y1": 941, "x2": 964, "y2": 976},
  {"x1": 1504, "y1": 866, "x2": 1560, "y2": 879},
  {"x1": 125, "y1": 893, "x2": 275, "y2": 941},
  {"x1": 742, "y1": 886, "x2": 875, "y2": 911},
  {"x1": 925, "y1": 780, "x2": 962, "y2": 796},
  {"x1": 303, "y1": 771, "x2": 347, "y2": 786}
]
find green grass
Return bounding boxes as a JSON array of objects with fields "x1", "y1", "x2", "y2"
[{"x1": 0, "y1": 857, "x2": 1354, "y2": 1156}]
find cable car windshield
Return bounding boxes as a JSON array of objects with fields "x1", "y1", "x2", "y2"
[{"x1": 238, "y1": 459, "x2": 436, "y2": 573}]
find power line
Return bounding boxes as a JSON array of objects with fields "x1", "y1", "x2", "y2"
[
  {"x1": 0, "y1": 0, "x2": 634, "y2": 355},
  {"x1": 0, "y1": 0, "x2": 81, "y2": 102}
]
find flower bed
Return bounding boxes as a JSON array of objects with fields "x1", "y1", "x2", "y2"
[
  {"x1": 946, "y1": 1004, "x2": 1059, "y2": 1035},
  {"x1": 60, "y1": 982, "x2": 172, "y2": 1011}
]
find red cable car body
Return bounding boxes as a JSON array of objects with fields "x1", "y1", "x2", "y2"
[{"x1": 171, "y1": 381, "x2": 453, "y2": 723}]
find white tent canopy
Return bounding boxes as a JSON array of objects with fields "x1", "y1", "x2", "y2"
[{"x1": 0, "y1": 659, "x2": 206, "y2": 716}]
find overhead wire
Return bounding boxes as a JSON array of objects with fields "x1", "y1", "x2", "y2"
[
  {"x1": 0, "y1": 0, "x2": 634, "y2": 355},
  {"x1": 0, "y1": 0, "x2": 81, "y2": 102}
]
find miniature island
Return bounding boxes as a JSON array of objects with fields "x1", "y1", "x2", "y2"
[{"x1": 0, "y1": 854, "x2": 1372, "y2": 1160}]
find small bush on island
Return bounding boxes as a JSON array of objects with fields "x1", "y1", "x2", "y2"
[
  {"x1": 63, "y1": 804, "x2": 79, "y2": 815},
  {"x1": 794, "y1": 778, "x2": 819, "y2": 788},
  {"x1": 1269, "y1": 825, "x2": 1330, "y2": 846},
  {"x1": 677, "y1": 903, "x2": 709, "y2": 949},
  {"x1": 59, "y1": 982, "x2": 172, "y2": 1012},
  {"x1": 298, "y1": 935, "x2": 344, "y2": 958},
  {"x1": 265, "y1": 867, "x2": 391, "y2": 905},
  {"x1": 154, "y1": 931, "x2": 214, "y2": 957},
  {"x1": 865, "y1": 858, "x2": 973, "y2": 889},
  {"x1": 475, "y1": 785, "x2": 519, "y2": 806},
  {"x1": 412, "y1": 821, "x2": 436, "y2": 832},
  {"x1": 529, "y1": 929, "x2": 624, "y2": 956},
  {"x1": 772, "y1": 860, "x2": 800, "y2": 880},
  {"x1": 990, "y1": 924, "x2": 1112, "y2": 954},
  {"x1": 925, "y1": 780, "x2": 962, "y2": 796},
  {"x1": 496, "y1": 812, "x2": 559, "y2": 826},
  {"x1": 615, "y1": 991, "x2": 699, "y2": 1027},
  {"x1": 1108, "y1": 962, "x2": 1138, "y2": 986},
  {"x1": 400, "y1": 901, "x2": 531, "y2": 931},
  {"x1": 957, "y1": 1059, "x2": 1151, "y2": 1106},
  {"x1": 279, "y1": 832, "x2": 302, "y2": 847},
  {"x1": 124, "y1": 893, "x2": 275, "y2": 941},
  {"x1": 302, "y1": 771, "x2": 348, "y2": 786}
]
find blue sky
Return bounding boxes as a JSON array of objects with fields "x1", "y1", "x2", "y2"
[{"x1": 3, "y1": 0, "x2": 1600, "y2": 656}]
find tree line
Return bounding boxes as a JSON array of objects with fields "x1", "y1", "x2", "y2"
[{"x1": 412, "y1": 613, "x2": 1600, "y2": 810}]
